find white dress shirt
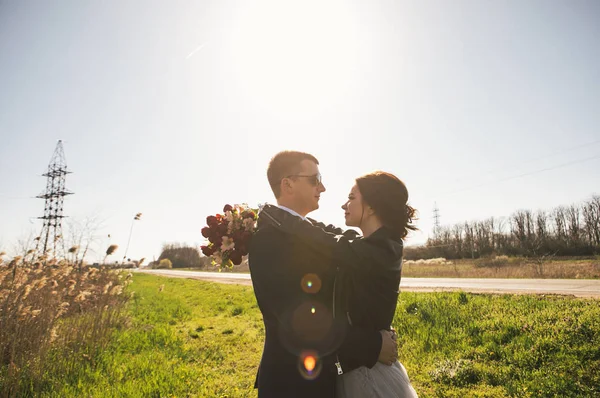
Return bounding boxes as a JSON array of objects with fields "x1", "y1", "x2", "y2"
[{"x1": 277, "y1": 205, "x2": 310, "y2": 222}]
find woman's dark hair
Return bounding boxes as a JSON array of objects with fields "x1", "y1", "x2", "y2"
[{"x1": 355, "y1": 171, "x2": 418, "y2": 239}]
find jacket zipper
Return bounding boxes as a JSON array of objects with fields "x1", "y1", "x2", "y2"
[{"x1": 333, "y1": 272, "x2": 344, "y2": 375}]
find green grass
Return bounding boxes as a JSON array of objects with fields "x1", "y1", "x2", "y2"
[
  {"x1": 47, "y1": 274, "x2": 599, "y2": 397},
  {"x1": 395, "y1": 292, "x2": 600, "y2": 397}
]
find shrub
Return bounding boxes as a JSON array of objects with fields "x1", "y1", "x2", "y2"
[
  {"x1": 156, "y1": 259, "x2": 173, "y2": 269},
  {"x1": 403, "y1": 258, "x2": 452, "y2": 266},
  {"x1": 158, "y1": 244, "x2": 204, "y2": 269}
]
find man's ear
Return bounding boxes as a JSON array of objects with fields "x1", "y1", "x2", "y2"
[{"x1": 281, "y1": 178, "x2": 293, "y2": 194}]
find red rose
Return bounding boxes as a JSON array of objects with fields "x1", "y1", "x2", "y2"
[
  {"x1": 231, "y1": 230, "x2": 243, "y2": 242},
  {"x1": 208, "y1": 233, "x2": 221, "y2": 245},
  {"x1": 240, "y1": 231, "x2": 253, "y2": 244},
  {"x1": 201, "y1": 245, "x2": 215, "y2": 256},
  {"x1": 237, "y1": 244, "x2": 248, "y2": 256},
  {"x1": 223, "y1": 204, "x2": 233, "y2": 213},
  {"x1": 229, "y1": 250, "x2": 243, "y2": 265},
  {"x1": 206, "y1": 216, "x2": 218, "y2": 227},
  {"x1": 242, "y1": 210, "x2": 257, "y2": 220},
  {"x1": 201, "y1": 227, "x2": 212, "y2": 238}
]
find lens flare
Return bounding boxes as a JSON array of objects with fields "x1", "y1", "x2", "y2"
[
  {"x1": 301, "y1": 273, "x2": 322, "y2": 294},
  {"x1": 298, "y1": 350, "x2": 322, "y2": 380},
  {"x1": 290, "y1": 301, "x2": 332, "y2": 343},
  {"x1": 304, "y1": 355, "x2": 316, "y2": 372}
]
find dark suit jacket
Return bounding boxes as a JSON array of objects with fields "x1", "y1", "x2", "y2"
[{"x1": 248, "y1": 213, "x2": 382, "y2": 398}]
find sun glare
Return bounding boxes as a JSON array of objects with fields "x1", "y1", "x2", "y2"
[{"x1": 228, "y1": 0, "x2": 360, "y2": 118}]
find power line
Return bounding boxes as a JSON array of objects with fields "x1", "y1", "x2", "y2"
[
  {"x1": 440, "y1": 153, "x2": 600, "y2": 197},
  {"x1": 422, "y1": 153, "x2": 600, "y2": 241},
  {"x1": 420, "y1": 138, "x2": 600, "y2": 240},
  {"x1": 0, "y1": 194, "x2": 32, "y2": 200},
  {"x1": 451, "y1": 138, "x2": 600, "y2": 184}
]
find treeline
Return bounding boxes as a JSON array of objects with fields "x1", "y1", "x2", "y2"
[
  {"x1": 153, "y1": 243, "x2": 210, "y2": 269},
  {"x1": 407, "y1": 195, "x2": 600, "y2": 260}
]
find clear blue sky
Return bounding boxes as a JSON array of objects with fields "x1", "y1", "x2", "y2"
[{"x1": 1, "y1": 0, "x2": 599, "y2": 262}]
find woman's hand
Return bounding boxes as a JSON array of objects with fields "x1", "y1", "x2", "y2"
[{"x1": 377, "y1": 330, "x2": 398, "y2": 366}]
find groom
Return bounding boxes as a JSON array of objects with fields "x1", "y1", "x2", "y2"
[{"x1": 248, "y1": 151, "x2": 397, "y2": 397}]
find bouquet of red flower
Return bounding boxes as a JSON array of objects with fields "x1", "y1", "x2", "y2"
[{"x1": 200, "y1": 204, "x2": 258, "y2": 268}]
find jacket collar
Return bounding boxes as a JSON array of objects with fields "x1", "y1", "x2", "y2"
[
  {"x1": 366, "y1": 226, "x2": 404, "y2": 260},
  {"x1": 276, "y1": 205, "x2": 310, "y2": 222},
  {"x1": 365, "y1": 226, "x2": 398, "y2": 242}
]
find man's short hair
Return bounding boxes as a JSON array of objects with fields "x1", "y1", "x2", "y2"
[{"x1": 267, "y1": 151, "x2": 319, "y2": 198}]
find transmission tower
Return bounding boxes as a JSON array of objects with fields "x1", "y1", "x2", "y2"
[
  {"x1": 36, "y1": 140, "x2": 73, "y2": 259},
  {"x1": 433, "y1": 202, "x2": 441, "y2": 238}
]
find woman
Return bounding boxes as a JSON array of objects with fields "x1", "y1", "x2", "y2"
[{"x1": 261, "y1": 171, "x2": 418, "y2": 397}]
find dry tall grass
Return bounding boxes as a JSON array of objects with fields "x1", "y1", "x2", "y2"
[
  {"x1": 402, "y1": 256, "x2": 600, "y2": 278},
  {"x1": 0, "y1": 254, "x2": 130, "y2": 397}
]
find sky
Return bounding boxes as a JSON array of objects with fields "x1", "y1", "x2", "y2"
[{"x1": 1, "y1": 0, "x2": 599, "y2": 263}]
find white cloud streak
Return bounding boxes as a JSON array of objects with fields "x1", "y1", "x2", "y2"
[{"x1": 185, "y1": 42, "x2": 207, "y2": 60}]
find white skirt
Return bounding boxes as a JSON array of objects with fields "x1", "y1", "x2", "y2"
[{"x1": 336, "y1": 361, "x2": 418, "y2": 398}]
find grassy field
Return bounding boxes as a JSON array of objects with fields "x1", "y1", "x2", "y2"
[
  {"x1": 401, "y1": 256, "x2": 600, "y2": 279},
  {"x1": 46, "y1": 274, "x2": 600, "y2": 397}
]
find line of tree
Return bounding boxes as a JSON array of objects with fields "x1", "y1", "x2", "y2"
[
  {"x1": 407, "y1": 195, "x2": 600, "y2": 260},
  {"x1": 155, "y1": 243, "x2": 210, "y2": 269}
]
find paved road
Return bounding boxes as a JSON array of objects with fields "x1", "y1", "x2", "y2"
[{"x1": 137, "y1": 269, "x2": 600, "y2": 298}]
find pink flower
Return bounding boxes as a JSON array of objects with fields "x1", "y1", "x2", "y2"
[
  {"x1": 242, "y1": 210, "x2": 257, "y2": 220},
  {"x1": 221, "y1": 236, "x2": 235, "y2": 252},
  {"x1": 243, "y1": 218, "x2": 256, "y2": 231}
]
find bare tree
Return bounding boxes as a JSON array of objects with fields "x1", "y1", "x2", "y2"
[
  {"x1": 474, "y1": 220, "x2": 492, "y2": 256},
  {"x1": 65, "y1": 215, "x2": 105, "y2": 269},
  {"x1": 552, "y1": 206, "x2": 567, "y2": 241},
  {"x1": 11, "y1": 230, "x2": 38, "y2": 261},
  {"x1": 511, "y1": 211, "x2": 527, "y2": 251},
  {"x1": 452, "y1": 224, "x2": 463, "y2": 257},
  {"x1": 525, "y1": 210, "x2": 535, "y2": 244},
  {"x1": 566, "y1": 204, "x2": 581, "y2": 247},
  {"x1": 535, "y1": 210, "x2": 549, "y2": 252},
  {"x1": 487, "y1": 217, "x2": 496, "y2": 252},
  {"x1": 419, "y1": 195, "x2": 598, "y2": 259},
  {"x1": 464, "y1": 221, "x2": 476, "y2": 258},
  {"x1": 582, "y1": 196, "x2": 600, "y2": 246}
]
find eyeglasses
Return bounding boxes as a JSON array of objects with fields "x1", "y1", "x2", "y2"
[{"x1": 285, "y1": 173, "x2": 323, "y2": 186}]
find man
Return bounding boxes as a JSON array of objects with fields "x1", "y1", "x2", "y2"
[{"x1": 248, "y1": 151, "x2": 397, "y2": 397}]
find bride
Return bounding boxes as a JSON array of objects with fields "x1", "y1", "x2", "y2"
[{"x1": 261, "y1": 170, "x2": 419, "y2": 397}]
